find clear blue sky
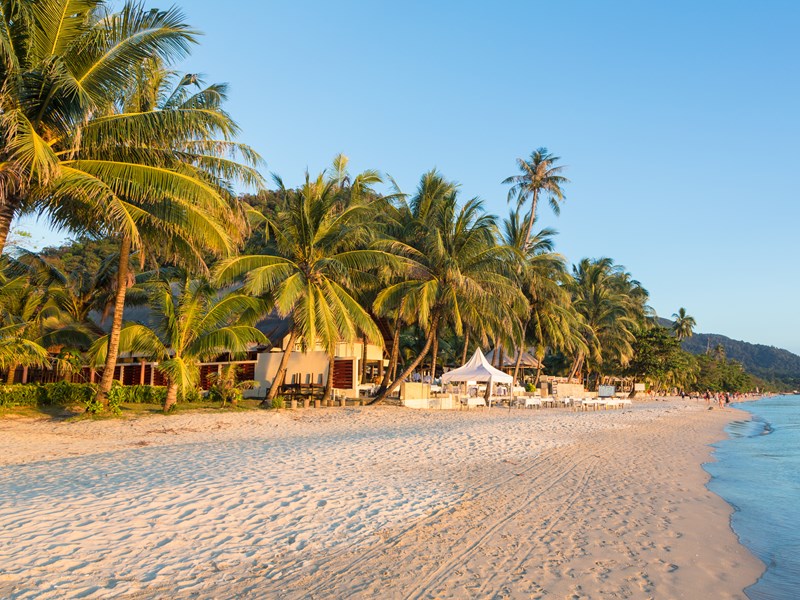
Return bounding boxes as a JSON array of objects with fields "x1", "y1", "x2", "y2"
[{"x1": 17, "y1": 1, "x2": 800, "y2": 353}]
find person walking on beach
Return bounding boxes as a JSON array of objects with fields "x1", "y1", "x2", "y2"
[{"x1": 718, "y1": 393, "x2": 724, "y2": 408}]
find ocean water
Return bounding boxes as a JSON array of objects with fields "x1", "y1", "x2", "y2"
[{"x1": 705, "y1": 395, "x2": 800, "y2": 600}]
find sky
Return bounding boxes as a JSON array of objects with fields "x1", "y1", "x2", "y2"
[{"x1": 16, "y1": 1, "x2": 800, "y2": 353}]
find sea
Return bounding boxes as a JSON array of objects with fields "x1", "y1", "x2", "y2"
[{"x1": 705, "y1": 394, "x2": 800, "y2": 600}]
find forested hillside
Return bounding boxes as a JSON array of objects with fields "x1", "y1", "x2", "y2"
[{"x1": 657, "y1": 318, "x2": 800, "y2": 388}]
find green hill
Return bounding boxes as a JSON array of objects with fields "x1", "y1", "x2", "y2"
[{"x1": 657, "y1": 318, "x2": 800, "y2": 388}]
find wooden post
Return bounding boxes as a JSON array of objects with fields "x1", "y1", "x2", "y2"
[
  {"x1": 139, "y1": 360, "x2": 146, "y2": 385},
  {"x1": 118, "y1": 364, "x2": 125, "y2": 384}
]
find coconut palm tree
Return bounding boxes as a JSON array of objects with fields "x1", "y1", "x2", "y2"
[
  {"x1": 0, "y1": 276, "x2": 51, "y2": 382},
  {"x1": 568, "y1": 258, "x2": 649, "y2": 388},
  {"x1": 501, "y1": 210, "x2": 586, "y2": 386},
  {"x1": 0, "y1": 256, "x2": 95, "y2": 382},
  {"x1": 0, "y1": 1, "x2": 200, "y2": 254},
  {"x1": 672, "y1": 307, "x2": 696, "y2": 341},
  {"x1": 372, "y1": 172, "x2": 526, "y2": 402},
  {"x1": 91, "y1": 276, "x2": 268, "y2": 412},
  {"x1": 502, "y1": 148, "x2": 569, "y2": 249},
  {"x1": 214, "y1": 172, "x2": 392, "y2": 403},
  {"x1": 79, "y1": 63, "x2": 263, "y2": 408}
]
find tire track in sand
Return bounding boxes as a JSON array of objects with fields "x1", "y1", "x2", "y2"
[{"x1": 284, "y1": 450, "x2": 568, "y2": 599}]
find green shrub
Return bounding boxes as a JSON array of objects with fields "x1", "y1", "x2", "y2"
[
  {"x1": 180, "y1": 387, "x2": 203, "y2": 403},
  {"x1": 0, "y1": 382, "x2": 96, "y2": 410},
  {"x1": 270, "y1": 396, "x2": 286, "y2": 410},
  {"x1": 46, "y1": 381, "x2": 95, "y2": 408},
  {"x1": 107, "y1": 383, "x2": 167, "y2": 404},
  {"x1": 0, "y1": 384, "x2": 45, "y2": 407},
  {"x1": 525, "y1": 382, "x2": 536, "y2": 393}
]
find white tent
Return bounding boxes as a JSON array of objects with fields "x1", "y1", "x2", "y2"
[{"x1": 442, "y1": 348, "x2": 513, "y2": 405}]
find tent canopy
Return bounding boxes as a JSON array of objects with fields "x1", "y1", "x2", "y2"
[{"x1": 441, "y1": 348, "x2": 513, "y2": 384}]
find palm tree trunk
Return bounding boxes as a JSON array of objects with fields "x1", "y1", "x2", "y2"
[
  {"x1": 461, "y1": 328, "x2": 470, "y2": 365},
  {"x1": 512, "y1": 345, "x2": 524, "y2": 387},
  {"x1": 96, "y1": 235, "x2": 132, "y2": 408},
  {"x1": 359, "y1": 338, "x2": 368, "y2": 384},
  {"x1": 6, "y1": 364, "x2": 17, "y2": 385},
  {"x1": 430, "y1": 331, "x2": 438, "y2": 383},
  {"x1": 376, "y1": 317, "x2": 401, "y2": 395},
  {"x1": 534, "y1": 360, "x2": 543, "y2": 386},
  {"x1": 267, "y1": 328, "x2": 297, "y2": 401},
  {"x1": 322, "y1": 351, "x2": 334, "y2": 405},
  {"x1": 568, "y1": 353, "x2": 583, "y2": 382},
  {"x1": 523, "y1": 191, "x2": 538, "y2": 249},
  {"x1": 163, "y1": 381, "x2": 179, "y2": 413},
  {"x1": 371, "y1": 313, "x2": 440, "y2": 404},
  {"x1": 0, "y1": 199, "x2": 19, "y2": 256}
]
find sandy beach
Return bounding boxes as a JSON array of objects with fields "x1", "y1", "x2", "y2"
[{"x1": 0, "y1": 400, "x2": 763, "y2": 599}]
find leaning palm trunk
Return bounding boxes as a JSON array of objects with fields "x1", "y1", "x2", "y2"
[
  {"x1": 96, "y1": 235, "x2": 132, "y2": 408},
  {"x1": 512, "y1": 345, "x2": 525, "y2": 388},
  {"x1": 430, "y1": 331, "x2": 439, "y2": 383},
  {"x1": 534, "y1": 361, "x2": 543, "y2": 386},
  {"x1": 371, "y1": 313, "x2": 440, "y2": 404},
  {"x1": 377, "y1": 317, "x2": 402, "y2": 395},
  {"x1": 163, "y1": 381, "x2": 179, "y2": 413},
  {"x1": 461, "y1": 328, "x2": 470, "y2": 365},
  {"x1": 266, "y1": 328, "x2": 297, "y2": 401},
  {"x1": 568, "y1": 353, "x2": 583, "y2": 382}
]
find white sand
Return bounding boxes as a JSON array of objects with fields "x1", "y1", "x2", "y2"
[{"x1": 0, "y1": 401, "x2": 762, "y2": 598}]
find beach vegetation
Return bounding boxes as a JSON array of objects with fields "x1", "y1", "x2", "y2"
[
  {"x1": 91, "y1": 274, "x2": 268, "y2": 413},
  {"x1": 672, "y1": 308, "x2": 696, "y2": 341},
  {"x1": 207, "y1": 364, "x2": 257, "y2": 407},
  {"x1": 214, "y1": 169, "x2": 391, "y2": 404},
  {"x1": 0, "y1": 1, "x2": 781, "y2": 406}
]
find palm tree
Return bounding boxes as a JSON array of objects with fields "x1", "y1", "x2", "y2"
[
  {"x1": 372, "y1": 172, "x2": 526, "y2": 402},
  {"x1": 91, "y1": 276, "x2": 267, "y2": 412},
  {"x1": 0, "y1": 257, "x2": 92, "y2": 382},
  {"x1": 501, "y1": 210, "x2": 585, "y2": 386},
  {"x1": 81, "y1": 63, "x2": 263, "y2": 407},
  {"x1": 214, "y1": 172, "x2": 392, "y2": 403},
  {"x1": 502, "y1": 148, "x2": 569, "y2": 249},
  {"x1": 568, "y1": 258, "x2": 649, "y2": 388},
  {"x1": 0, "y1": 1, "x2": 200, "y2": 254},
  {"x1": 0, "y1": 276, "x2": 51, "y2": 382},
  {"x1": 672, "y1": 307, "x2": 696, "y2": 341}
]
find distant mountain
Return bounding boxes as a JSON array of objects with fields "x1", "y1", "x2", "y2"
[{"x1": 657, "y1": 318, "x2": 800, "y2": 387}]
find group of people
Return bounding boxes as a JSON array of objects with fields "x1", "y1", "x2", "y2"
[
  {"x1": 702, "y1": 390, "x2": 736, "y2": 408},
  {"x1": 678, "y1": 390, "x2": 748, "y2": 408}
]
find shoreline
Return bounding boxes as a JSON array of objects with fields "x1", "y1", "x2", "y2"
[{"x1": 0, "y1": 400, "x2": 764, "y2": 598}]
